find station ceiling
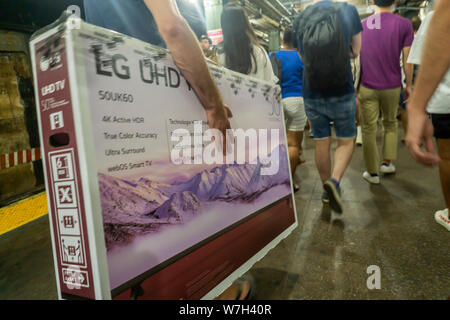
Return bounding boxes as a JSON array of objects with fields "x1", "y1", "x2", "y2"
[{"x1": 0, "y1": 0, "x2": 430, "y2": 41}]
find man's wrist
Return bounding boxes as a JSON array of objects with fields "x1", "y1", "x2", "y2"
[
  {"x1": 204, "y1": 101, "x2": 225, "y2": 112},
  {"x1": 408, "y1": 100, "x2": 427, "y2": 115}
]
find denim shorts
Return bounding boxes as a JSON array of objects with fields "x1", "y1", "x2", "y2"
[{"x1": 304, "y1": 93, "x2": 357, "y2": 139}]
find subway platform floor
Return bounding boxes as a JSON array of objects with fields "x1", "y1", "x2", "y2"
[{"x1": 0, "y1": 128, "x2": 449, "y2": 300}]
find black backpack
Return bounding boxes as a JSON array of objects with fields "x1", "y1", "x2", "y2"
[
  {"x1": 269, "y1": 52, "x2": 282, "y2": 85},
  {"x1": 293, "y1": 3, "x2": 349, "y2": 93}
]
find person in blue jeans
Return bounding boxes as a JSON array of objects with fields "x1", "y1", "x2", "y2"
[
  {"x1": 269, "y1": 28, "x2": 307, "y2": 191},
  {"x1": 296, "y1": 0, "x2": 363, "y2": 213}
]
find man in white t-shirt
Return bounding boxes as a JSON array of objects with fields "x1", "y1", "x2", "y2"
[{"x1": 406, "y1": 0, "x2": 450, "y2": 232}]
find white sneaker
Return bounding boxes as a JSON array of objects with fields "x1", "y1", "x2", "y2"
[
  {"x1": 356, "y1": 126, "x2": 362, "y2": 145},
  {"x1": 434, "y1": 208, "x2": 450, "y2": 232},
  {"x1": 363, "y1": 171, "x2": 380, "y2": 184},
  {"x1": 380, "y1": 163, "x2": 396, "y2": 174}
]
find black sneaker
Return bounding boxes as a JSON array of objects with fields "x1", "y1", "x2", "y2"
[
  {"x1": 323, "y1": 179, "x2": 343, "y2": 213},
  {"x1": 321, "y1": 191, "x2": 329, "y2": 203}
]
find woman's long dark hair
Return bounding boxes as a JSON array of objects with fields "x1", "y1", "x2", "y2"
[{"x1": 220, "y1": 3, "x2": 261, "y2": 75}]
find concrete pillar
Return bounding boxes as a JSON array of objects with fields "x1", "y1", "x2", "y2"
[
  {"x1": 0, "y1": 30, "x2": 39, "y2": 202},
  {"x1": 204, "y1": 0, "x2": 223, "y2": 31},
  {"x1": 269, "y1": 29, "x2": 281, "y2": 52}
]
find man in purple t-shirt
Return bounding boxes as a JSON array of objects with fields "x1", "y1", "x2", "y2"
[{"x1": 358, "y1": 0, "x2": 414, "y2": 184}]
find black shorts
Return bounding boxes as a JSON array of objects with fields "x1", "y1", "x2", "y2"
[{"x1": 430, "y1": 113, "x2": 450, "y2": 139}]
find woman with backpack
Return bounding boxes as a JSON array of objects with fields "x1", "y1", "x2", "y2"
[{"x1": 269, "y1": 28, "x2": 307, "y2": 191}]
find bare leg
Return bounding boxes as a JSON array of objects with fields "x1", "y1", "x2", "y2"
[
  {"x1": 315, "y1": 137, "x2": 332, "y2": 184},
  {"x1": 307, "y1": 119, "x2": 313, "y2": 137},
  {"x1": 298, "y1": 131, "x2": 305, "y2": 163},
  {"x1": 331, "y1": 138, "x2": 355, "y2": 182},
  {"x1": 287, "y1": 131, "x2": 301, "y2": 189},
  {"x1": 436, "y1": 139, "x2": 450, "y2": 208},
  {"x1": 306, "y1": 119, "x2": 311, "y2": 130},
  {"x1": 214, "y1": 281, "x2": 251, "y2": 300}
]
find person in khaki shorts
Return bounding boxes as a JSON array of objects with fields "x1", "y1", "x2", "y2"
[{"x1": 358, "y1": 0, "x2": 414, "y2": 184}]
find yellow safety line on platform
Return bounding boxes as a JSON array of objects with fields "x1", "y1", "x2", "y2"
[{"x1": 0, "y1": 192, "x2": 48, "y2": 236}]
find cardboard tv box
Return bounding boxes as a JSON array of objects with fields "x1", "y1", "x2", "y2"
[{"x1": 30, "y1": 13, "x2": 297, "y2": 300}]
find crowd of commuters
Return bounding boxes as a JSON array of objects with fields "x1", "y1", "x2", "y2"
[
  {"x1": 292, "y1": 0, "x2": 449, "y2": 232},
  {"x1": 205, "y1": 0, "x2": 449, "y2": 229},
  {"x1": 83, "y1": 0, "x2": 449, "y2": 299}
]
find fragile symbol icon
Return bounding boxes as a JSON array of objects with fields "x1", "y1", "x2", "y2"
[
  {"x1": 55, "y1": 182, "x2": 77, "y2": 208},
  {"x1": 59, "y1": 186, "x2": 73, "y2": 203},
  {"x1": 62, "y1": 238, "x2": 83, "y2": 264}
]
